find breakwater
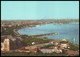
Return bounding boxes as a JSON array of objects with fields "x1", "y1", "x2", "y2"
[{"x1": 30, "y1": 32, "x2": 58, "y2": 37}]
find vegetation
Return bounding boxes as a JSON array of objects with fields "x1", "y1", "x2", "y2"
[
  {"x1": 59, "y1": 41, "x2": 68, "y2": 43},
  {"x1": 21, "y1": 35, "x2": 50, "y2": 46},
  {"x1": 69, "y1": 43, "x2": 79, "y2": 51},
  {"x1": 1, "y1": 52, "x2": 66, "y2": 56},
  {"x1": 2, "y1": 27, "x2": 14, "y2": 35},
  {"x1": 42, "y1": 44, "x2": 54, "y2": 48},
  {"x1": 1, "y1": 24, "x2": 25, "y2": 35}
]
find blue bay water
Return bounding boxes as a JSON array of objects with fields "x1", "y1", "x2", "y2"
[{"x1": 18, "y1": 23, "x2": 79, "y2": 45}]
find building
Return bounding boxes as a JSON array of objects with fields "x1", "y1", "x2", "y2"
[
  {"x1": 60, "y1": 43, "x2": 70, "y2": 49},
  {"x1": 66, "y1": 50, "x2": 79, "y2": 56},
  {"x1": 54, "y1": 42, "x2": 58, "y2": 45},
  {"x1": 1, "y1": 38, "x2": 10, "y2": 52},
  {"x1": 32, "y1": 42, "x2": 36, "y2": 45},
  {"x1": 15, "y1": 47, "x2": 30, "y2": 52},
  {"x1": 25, "y1": 46, "x2": 39, "y2": 53},
  {"x1": 1, "y1": 43, "x2": 4, "y2": 51},
  {"x1": 39, "y1": 46, "x2": 62, "y2": 54},
  {"x1": 60, "y1": 44, "x2": 67, "y2": 49},
  {"x1": 53, "y1": 46, "x2": 62, "y2": 53},
  {"x1": 16, "y1": 46, "x2": 39, "y2": 53},
  {"x1": 49, "y1": 41, "x2": 54, "y2": 44},
  {"x1": 1, "y1": 35, "x2": 24, "y2": 51},
  {"x1": 39, "y1": 49, "x2": 54, "y2": 53}
]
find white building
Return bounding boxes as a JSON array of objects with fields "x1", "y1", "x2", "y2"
[
  {"x1": 40, "y1": 49, "x2": 54, "y2": 53},
  {"x1": 60, "y1": 44, "x2": 68, "y2": 49},
  {"x1": 54, "y1": 47, "x2": 62, "y2": 53},
  {"x1": 32, "y1": 42, "x2": 36, "y2": 45},
  {"x1": 54, "y1": 42, "x2": 58, "y2": 45}
]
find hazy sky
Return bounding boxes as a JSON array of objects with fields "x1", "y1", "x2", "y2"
[{"x1": 1, "y1": 1, "x2": 79, "y2": 20}]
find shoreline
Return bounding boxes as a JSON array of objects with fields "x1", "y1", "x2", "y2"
[
  {"x1": 1, "y1": 22, "x2": 79, "y2": 56},
  {"x1": 1, "y1": 21, "x2": 79, "y2": 46},
  {"x1": 16, "y1": 23, "x2": 79, "y2": 45}
]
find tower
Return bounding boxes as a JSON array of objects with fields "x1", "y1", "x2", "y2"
[{"x1": 3, "y1": 38, "x2": 10, "y2": 52}]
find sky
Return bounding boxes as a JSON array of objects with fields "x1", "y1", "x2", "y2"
[{"x1": 1, "y1": 1, "x2": 79, "y2": 20}]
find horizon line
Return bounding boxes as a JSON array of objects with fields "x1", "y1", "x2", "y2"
[{"x1": 1, "y1": 19, "x2": 79, "y2": 21}]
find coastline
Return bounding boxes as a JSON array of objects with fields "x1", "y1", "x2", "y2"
[
  {"x1": 1, "y1": 21, "x2": 79, "y2": 56},
  {"x1": 11, "y1": 25, "x2": 79, "y2": 46},
  {"x1": 16, "y1": 23, "x2": 79, "y2": 45}
]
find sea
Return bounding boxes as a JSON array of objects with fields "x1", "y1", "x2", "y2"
[{"x1": 18, "y1": 22, "x2": 79, "y2": 45}]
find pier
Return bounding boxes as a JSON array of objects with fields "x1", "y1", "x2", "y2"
[{"x1": 31, "y1": 32, "x2": 58, "y2": 37}]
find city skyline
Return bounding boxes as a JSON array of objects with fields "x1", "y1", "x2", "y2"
[{"x1": 1, "y1": 1, "x2": 79, "y2": 20}]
